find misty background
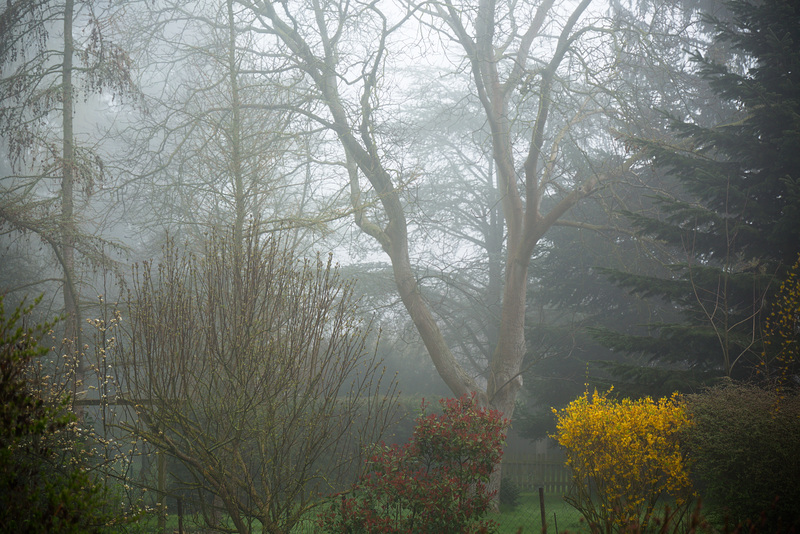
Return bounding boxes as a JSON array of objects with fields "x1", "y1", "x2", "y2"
[{"x1": 1, "y1": 0, "x2": 798, "y2": 531}]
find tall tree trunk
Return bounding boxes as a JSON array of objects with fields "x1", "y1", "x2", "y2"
[
  {"x1": 253, "y1": 0, "x2": 620, "y2": 509},
  {"x1": 227, "y1": 0, "x2": 245, "y2": 255},
  {"x1": 61, "y1": 0, "x2": 84, "y2": 416}
]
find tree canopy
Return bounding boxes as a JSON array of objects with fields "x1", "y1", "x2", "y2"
[{"x1": 591, "y1": 0, "x2": 800, "y2": 396}]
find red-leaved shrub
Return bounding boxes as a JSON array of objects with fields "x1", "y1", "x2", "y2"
[{"x1": 318, "y1": 394, "x2": 508, "y2": 533}]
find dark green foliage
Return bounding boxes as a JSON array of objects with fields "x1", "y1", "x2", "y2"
[
  {"x1": 0, "y1": 296, "x2": 116, "y2": 533},
  {"x1": 595, "y1": 0, "x2": 800, "y2": 393},
  {"x1": 517, "y1": 178, "x2": 690, "y2": 437},
  {"x1": 499, "y1": 477, "x2": 521, "y2": 510},
  {"x1": 683, "y1": 384, "x2": 800, "y2": 531}
]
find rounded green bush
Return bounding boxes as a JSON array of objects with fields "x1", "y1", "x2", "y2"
[
  {"x1": 683, "y1": 383, "x2": 800, "y2": 531},
  {"x1": 499, "y1": 478, "x2": 521, "y2": 510}
]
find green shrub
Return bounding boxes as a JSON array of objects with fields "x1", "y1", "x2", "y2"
[
  {"x1": 683, "y1": 383, "x2": 800, "y2": 531},
  {"x1": 0, "y1": 296, "x2": 118, "y2": 533},
  {"x1": 317, "y1": 394, "x2": 508, "y2": 533},
  {"x1": 499, "y1": 477, "x2": 521, "y2": 510}
]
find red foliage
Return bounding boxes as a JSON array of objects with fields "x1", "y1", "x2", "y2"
[{"x1": 318, "y1": 394, "x2": 508, "y2": 533}]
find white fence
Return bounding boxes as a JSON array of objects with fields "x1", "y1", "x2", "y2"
[{"x1": 502, "y1": 452, "x2": 572, "y2": 495}]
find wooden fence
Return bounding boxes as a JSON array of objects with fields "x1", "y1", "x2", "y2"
[{"x1": 501, "y1": 453, "x2": 572, "y2": 495}]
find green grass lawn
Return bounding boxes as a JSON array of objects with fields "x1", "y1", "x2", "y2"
[
  {"x1": 130, "y1": 493, "x2": 590, "y2": 533},
  {"x1": 495, "y1": 491, "x2": 590, "y2": 534},
  {"x1": 132, "y1": 494, "x2": 723, "y2": 533}
]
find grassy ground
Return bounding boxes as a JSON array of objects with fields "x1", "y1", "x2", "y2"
[
  {"x1": 495, "y1": 492, "x2": 589, "y2": 534},
  {"x1": 131, "y1": 493, "x2": 590, "y2": 533},
  {"x1": 135, "y1": 493, "x2": 589, "y2": 533},
  {"x1": 135, "y1": 496, "x2": 728, "y2": 533}
]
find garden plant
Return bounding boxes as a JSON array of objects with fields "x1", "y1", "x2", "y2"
[
  {"x1": 0, "y1": 296, "x2": 121, "y2": 533},
  {"x1": 552, "y1": 389, "x2": 695, "y2": 533},
  {"x1": 318, "y1": 394, "x2": 508, "y2": 533},
  {"x1": 683, "y1": 384, "x2": 800, "y2": 531}
]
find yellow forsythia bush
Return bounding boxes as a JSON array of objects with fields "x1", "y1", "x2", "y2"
[{"x1": 552, "y1": 389, "x2": 694, "y2": 533}]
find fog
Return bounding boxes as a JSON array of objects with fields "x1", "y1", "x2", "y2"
[{"x1": 2, "y1": 0, "x2": 797, "y2": 531}]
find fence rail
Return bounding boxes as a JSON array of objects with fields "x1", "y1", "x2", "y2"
[{"x1": 502, "y1": 454, "x2": 572, "y2": 495}]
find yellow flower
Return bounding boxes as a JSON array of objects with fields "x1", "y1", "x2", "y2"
[{"x1": 552, "y1": 389, "x2": 694, "y2": 531}]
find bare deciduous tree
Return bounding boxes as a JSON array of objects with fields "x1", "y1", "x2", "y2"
[
  {"x1": 117, "y1": 225, "x2": 398, "y2": 533},
  {"x1": 235, "y1": 0, "x2": 636, "y2": 424},
  {"x1": 0, "y1": 0, "x2": 138, "y2": 413},
  {"x1": 118, "y1": 0, "x2": 343, "y2": 255}
]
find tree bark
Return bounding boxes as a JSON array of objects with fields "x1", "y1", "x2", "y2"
[
  {"x1": 61, "y1": 0, "x2": 85, "y2": 417},
  {"x1": 246, "y1": 0, "x2": 627, "y2": 505}
]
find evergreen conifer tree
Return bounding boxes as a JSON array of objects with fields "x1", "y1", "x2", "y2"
[{"x1": 591, "y1": 0, "x2": 800, "y2": 395}]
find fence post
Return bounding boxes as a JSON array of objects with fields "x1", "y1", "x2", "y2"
[
  {"x1": 177, "y1": 497, "x2": 184, "y2": 534},
  {"x1": 539, "y1": 486, "x2": 546, "y2": 533},
  {"x1": 158, "y1": 450, "x2": 166, "y2": 533}
]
